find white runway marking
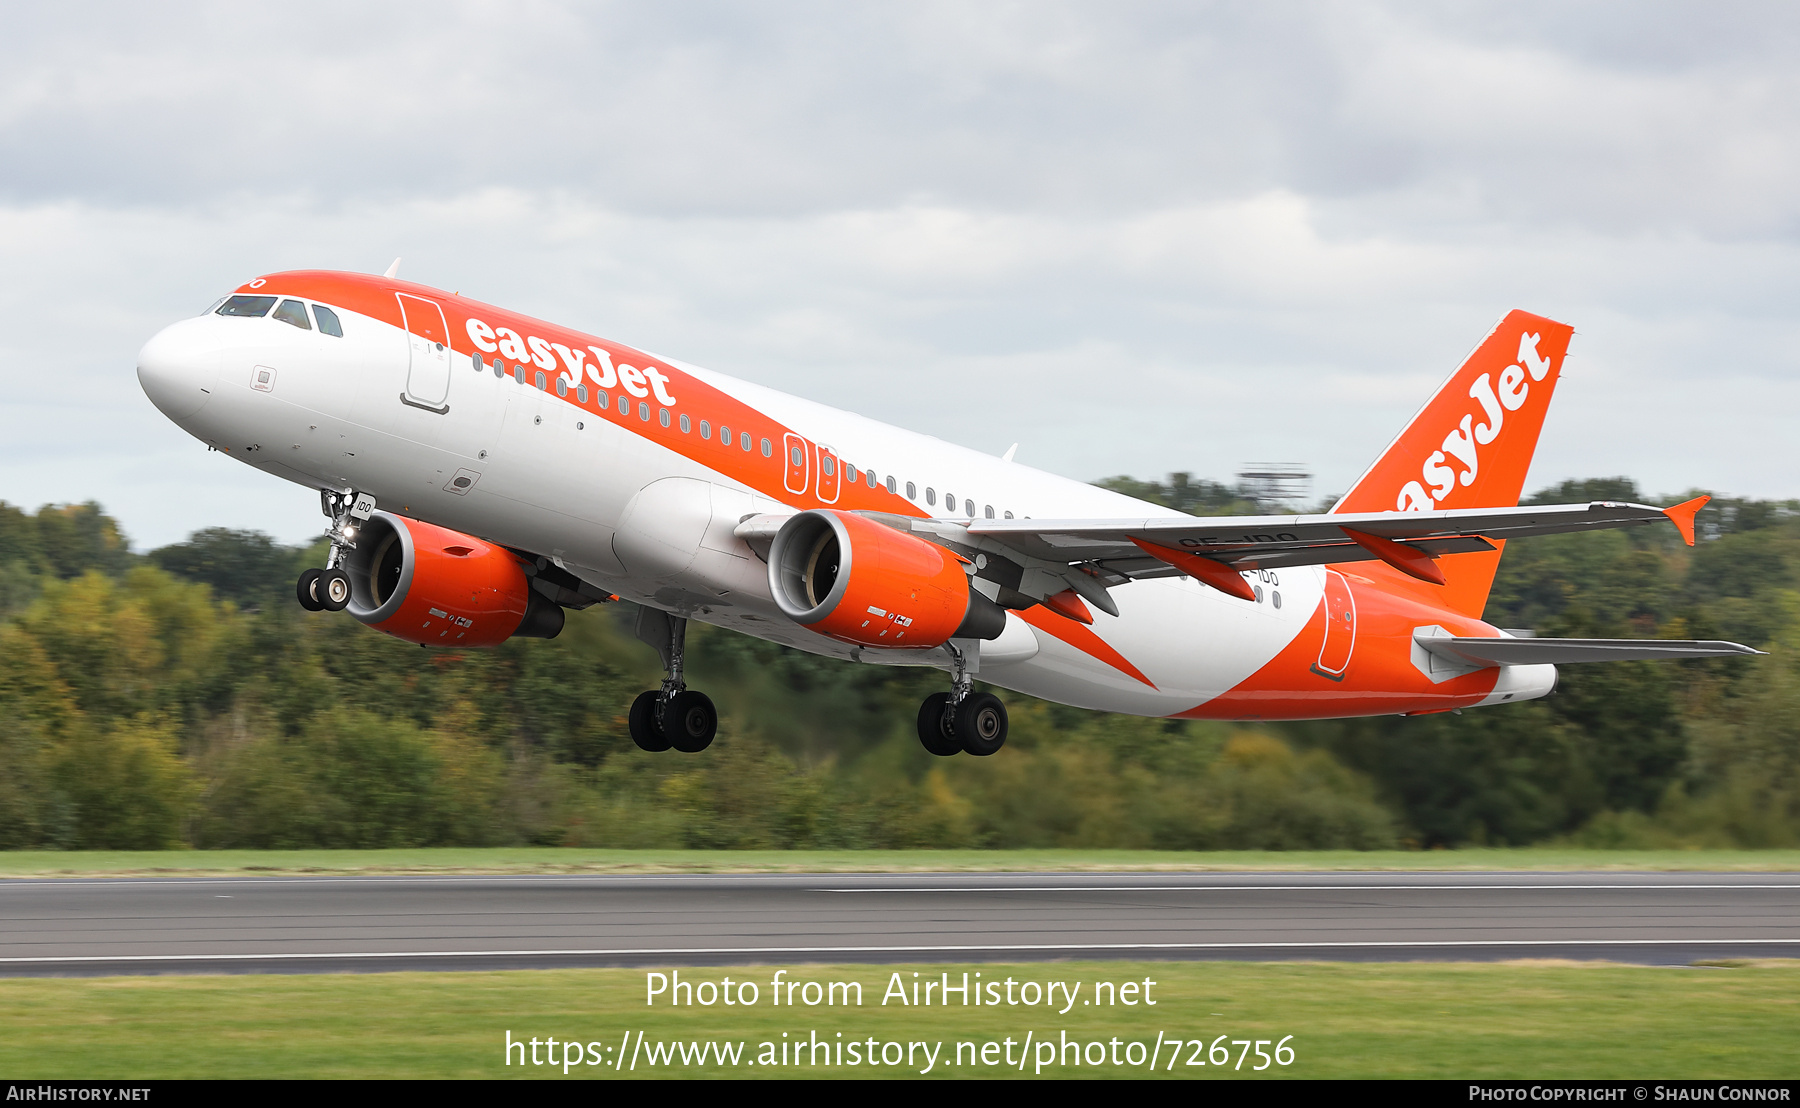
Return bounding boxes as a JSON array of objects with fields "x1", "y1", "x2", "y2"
[
  {"x1": 2, "y1": 937, "x2": 1798, "y2": 966},
  {"x1": 821, "y1": 883, "x2": 1800, "y2": 893}
]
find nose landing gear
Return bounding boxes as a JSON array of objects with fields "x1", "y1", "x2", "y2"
[
  {"x1": 295, "y1": 489, "x2": 374, "y2": 614},
  {"x1": 915, "y1": 642, "x2": 1009, "y2": 756},
  {"x1": 295, "y1": 567, "x2": 352, "y2": 612},
  {"x1": 627, "y1": 607, "x2": 719, "y2": 753}
]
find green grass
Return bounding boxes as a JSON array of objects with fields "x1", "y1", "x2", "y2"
[
  {"x1": 3, "y1": 847, "x2": 1800, "y2": 878},
  {"x1": 2, "y1": 960, "x2": 1796, "y2": 1079}
]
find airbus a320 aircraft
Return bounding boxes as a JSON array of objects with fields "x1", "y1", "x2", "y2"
[{"x1": 136, "y1": 267, "x2": 1758, "y2": 756}]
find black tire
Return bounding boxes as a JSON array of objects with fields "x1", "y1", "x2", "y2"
[
  {"x1": 955, "y1": 692, "x2": 1008, "y2": 756},
  {"x1": 665, "y1": 690, "x2": 718, "y2": 753},
  {"x1": 320, "y1": 568, "x2": 352, "y2": 612},
  {"x1": 628, "y1": 690, "x2": 672, "y2": 752},
  {"x1": 916, "y1": 692, "x2": 961, "y2": 756},
  {"x1": 296, "y1": 568, "x2": 325, "y2": 612}
]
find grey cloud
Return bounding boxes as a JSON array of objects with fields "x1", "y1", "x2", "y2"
[
  {"x1": 3, "y1": 2, "x2": 1795, "y2": 233},
  {"x1": 4, "y1": 3, "x2": 1800, "y2": 548}
]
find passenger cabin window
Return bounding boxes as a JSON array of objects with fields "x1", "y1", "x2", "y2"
[
  {"x1": 985, "y1": 505, "x2": 995, "y2": 518},
  {"x1": 925, "y1": 487, "x2": 936, "y2": 505},
  {"x1": 700, "y1": 420, "x2": 711, "y2": 440},
  {"x1": 217, "y1": 295, "x2": 276, "y2": 318},
  {"x1": 618, "y1": 395, "x2": 630, "y2": 415},
  {"x1": 555, "y1": 377, "x2": 568, "y2": 397},
  {"x1": 760, "y1": 436, "x2": 771, "y2": 456},
  {"x1": 680, "y1": 414, "x2": 691, "y2": 433},
  {"x1": 577, "y1": 385, "x2": 587, "y2": 403},
  {"x1": 313, "y1": 304, "x2": 344, "y2": 337}
]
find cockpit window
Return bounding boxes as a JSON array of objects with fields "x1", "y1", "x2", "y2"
[
  {"x1": 312, "y1": 304, "x2": 344, "y2": 337},
  {"x1": 217, "y1": 295, "x2": 277, "y2": 318},
  {"x1": 272, "y1": 299, "x2": 312, "y2": 330},
  {"x1": 201, "y1": 297, "x2": 227, "y2": 316}
]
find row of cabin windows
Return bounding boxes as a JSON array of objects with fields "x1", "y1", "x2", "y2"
[
  {"x1": 207, "y1": 300, "x2": 1005, "y2": 515},
  {"x1": 215, "y1": 294, "x2": 344, "y2": 337},
  {"x1": 469, "y1": 349, "x2": 1015, "y2": 518},
  {"x1": 473, "y1": 351, "x2": 776, "y2": 458}
]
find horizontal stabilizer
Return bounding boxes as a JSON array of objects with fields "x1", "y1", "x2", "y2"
[{"x1": 1417, "y1": 635, "x2": 1763, "y2": 668}]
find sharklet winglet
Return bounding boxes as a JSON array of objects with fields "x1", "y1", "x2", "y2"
[{"x1": 1663, "y1": 495, "x2": 1709, "y2": 547}]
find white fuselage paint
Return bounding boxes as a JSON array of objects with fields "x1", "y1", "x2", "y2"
[{"x1": 140, "y1": 301, "x2": 1400, "y2": 719}]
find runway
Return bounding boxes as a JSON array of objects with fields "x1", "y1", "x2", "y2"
[{"x1": 0, "y1": 871, "x2": 1795, "y2": 975}]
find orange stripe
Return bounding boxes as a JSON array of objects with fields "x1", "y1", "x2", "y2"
[
  {"x1": 248, "y1": 270, "x2": 924, "y2": 520},
  {"x1": 1019, "y1": 607, "x2": 1158, "y2": 689}
]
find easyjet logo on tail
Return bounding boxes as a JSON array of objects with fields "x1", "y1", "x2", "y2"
[
  {"x1": 1395, "y1": 331, "x2": 1554, "y2": 513},
  {"x1": 463, "y1": 317, "x2": 678, "y2": 407}
]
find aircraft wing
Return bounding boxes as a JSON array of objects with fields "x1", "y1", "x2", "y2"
[{"x1": 965, "y1": 499, "x2": 1706, "y2": 582}]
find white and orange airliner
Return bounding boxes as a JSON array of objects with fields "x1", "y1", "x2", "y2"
[{"x1": 136, "y1": 266, "x2": 1757, "y2": 755}]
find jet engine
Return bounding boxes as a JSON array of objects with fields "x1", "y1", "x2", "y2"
[
  {"x1": 339, "y1": 511, "x2": 564, "y2": 647},
  {"x1": 768, "y1": 509, "x2": 1005, "y2": 648}
]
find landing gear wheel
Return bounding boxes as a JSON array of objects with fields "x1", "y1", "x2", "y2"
[
  {"x1": 319, "y1": 568, "x2": 353, "y2": 611},
  {"x1": 665, "y1": 690, "x2": 718, "y2": 753},
  {"x1": 628, "y1": 690, "x2": 672, "y2": 752},
  {"x1": 916, "y1": 692, "x2": 962, "y2": 756},
  {"x1": 296, "y1": 568, "x2": 325, "y2": 612},
  {"x1": 955, "y1": 692, "x2": 1008, "y2": 756}
]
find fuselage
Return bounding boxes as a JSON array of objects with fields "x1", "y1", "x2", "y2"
[{"x1": 136, "y1": 270, "x2": 1554, "y2": 720}]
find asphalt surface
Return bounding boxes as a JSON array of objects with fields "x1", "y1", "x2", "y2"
[{"x1": 0, "y1": 871, "x2": 1795, "y2": 975}]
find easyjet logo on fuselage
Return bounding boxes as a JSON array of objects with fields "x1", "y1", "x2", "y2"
[
  {"x1": 463, "y1": 316, "x2": 678, "y2": 408},
  {"x1": 1395, "y1": 331, "x2": 1553, "y2": 512}
]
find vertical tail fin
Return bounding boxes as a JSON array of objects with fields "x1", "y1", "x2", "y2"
[{"x1": 1331, "y1": 310, "x2": 1574, "y2": 617}]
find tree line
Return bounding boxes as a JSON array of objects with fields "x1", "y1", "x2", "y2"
[{"x1": 0, "y1": 477, "x2": 1795, "y2": 851}]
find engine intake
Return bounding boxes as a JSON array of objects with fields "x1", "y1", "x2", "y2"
[
  {"x1": 768, "y1": 510, "x2": 1004, "y2": 648},
  {"x1": 340, "y1": 511, "x2": 564, "y2": 647}
]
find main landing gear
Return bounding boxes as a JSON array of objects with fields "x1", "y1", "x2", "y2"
[
  {"x1": 916, "y1": 642, "x2": 1008, "y2": 757},
  {"x1": 628, "y1": 607, "x2": 718, "y2": 754},
  {"x1": 296, "y1": 488, "x2": 371, "y2": 613}
]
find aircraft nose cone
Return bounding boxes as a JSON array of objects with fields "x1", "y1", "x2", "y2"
[{"x1": 137, "y1": 318, "x2": 221, "y2": 420}]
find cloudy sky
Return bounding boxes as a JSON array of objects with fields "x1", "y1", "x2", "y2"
[{"x1": 4, "y1": 1, "x2": 1798, "y2": 548}]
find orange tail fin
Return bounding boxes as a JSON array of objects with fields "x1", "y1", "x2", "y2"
[{"x1": 1331, "y1": 310, "x2": 1574, "y2": 617}]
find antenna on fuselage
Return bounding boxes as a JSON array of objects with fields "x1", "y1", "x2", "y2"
[
  {"x1": 1001, "y1": 443, "x2": 1019, "y2": 462},
  {"x1": 383, "y1": 257, "x2": 402, "y2": 279}
]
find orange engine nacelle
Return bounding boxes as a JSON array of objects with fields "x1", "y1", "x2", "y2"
[
  {"x1": 768, "y1": 509, "x2": 1005, "y2": 648},
  {"x1": 341, "y1": 511, "x2": 564, "y2": 647}
]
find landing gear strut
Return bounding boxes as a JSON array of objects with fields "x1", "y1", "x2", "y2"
[
  {"x1": 628, "y1": 607, "x2": 718, "y2": 754},
  {"x1": 296, "y1": 489, "x2": 372, "y2": 612},
  {"x1": 916, "y1": 641, "x2": 1008, "y2": 757}
]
